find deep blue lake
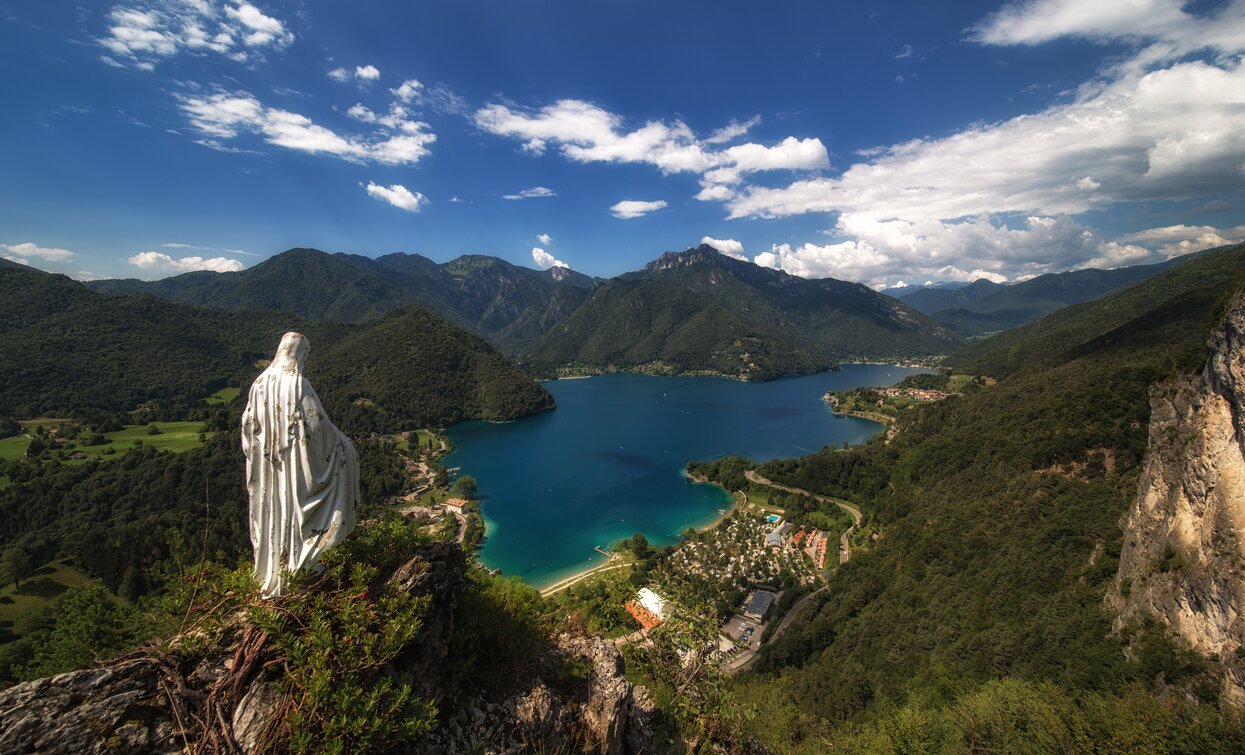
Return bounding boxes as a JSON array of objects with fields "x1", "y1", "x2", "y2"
[{"x1": 444, "y1": 365, "x2": 927, "y2": 588}]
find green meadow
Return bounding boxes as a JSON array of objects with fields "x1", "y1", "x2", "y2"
[
  {"x1": 0, "y1": 559, "x2": 93, "y2": 638},
  {"x1": 205, "y1": 386, "x2": 241, "y2": 405}
]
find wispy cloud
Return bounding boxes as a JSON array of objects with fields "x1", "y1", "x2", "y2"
[
  {"x1": 503, "y1": 186, "x2": 556, "y2": 200},
  {"x1": 179, "y1": 89, "x2": 436, "y2": 165},
  {"x1": 0, "y1": 242, "x2": 75, "y2": 262},
  {"x1": 704, "y1": 115, "x2": 761, "y2": 145},
  {"x1": 610, "y1": 199, "x2": 666, "y2": 219}
]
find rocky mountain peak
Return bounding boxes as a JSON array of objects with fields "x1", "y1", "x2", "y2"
[{"x1": 643, "y1": 244, "x2": 741, "y2": 273}]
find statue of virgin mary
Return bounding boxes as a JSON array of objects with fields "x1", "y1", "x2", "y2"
[{"x1": 241, "y1": 332, "x2": 358, "y2": 598}]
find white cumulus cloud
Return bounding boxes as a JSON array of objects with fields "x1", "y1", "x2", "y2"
[
  {"x1": 391, "y1": 79, "x2": 423, "y2": 103},
  {"x1": 179, "y1": 90, "x2": 436, "y2": 165},
  {"x1": 610, "y1": 199, "x2": 667, "y2": 219},
  {"x1": 475, "y1": 99, "x2": 827, "y2": 200},
  {"x1": 727, "y1": 58, "x2": 1245, "y2": 223},
  {"x1": 346, "y1": 103, "x2": 376, "y2": 122},
  {"x1": 355, "y1": 64, "x2": 380, "y2": 80},
  {"x1": 700, "y1": 236, "x2": 747, "y2": 260},
  {"x1": 537, "y1": 233, "x2": 552, "y2": 245},
  {"x1": 365, "y1": 182, "x2": 428, "y2": 212},
  {"x1": 531, "y1": 247, "x2": 568, "y2": 269},
  {"x1": 128, "y1": 250, "x2": 245, "y2": 276},
  {"x1": 328, "y1": 67, "x2": 350, "y2": 82},
  {"x1": 99, "y1": 1, "x2": 294, "y2": 68}
]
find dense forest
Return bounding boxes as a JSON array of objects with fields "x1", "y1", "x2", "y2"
[
  {"x1": 716, "y1": 244, "x2": 1245, "y2": 750},
  {"x1": 0, "y1": 263, "x2": 554, "y2": 427}
]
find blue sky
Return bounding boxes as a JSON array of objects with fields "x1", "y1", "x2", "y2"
[{"x1": 1, "y1": 0, "x2": 1243, "y2": 287}]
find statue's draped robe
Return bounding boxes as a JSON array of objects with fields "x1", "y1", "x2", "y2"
[{"x1": 241, "y1": 347, "x2": 358, "y2": 598}]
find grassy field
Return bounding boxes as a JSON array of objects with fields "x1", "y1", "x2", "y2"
[
  {"x1": 91, "y1": 422, "x2": 209, "y2": 456},
  {"x1": 4, "y1": 422, "x2": 212, "y2": 464},
  {"x1": 0, "y1": 436, "x2": 30, "y2": 461},
  {"x1": 205, "y1": 386, "x2": 241, "y2": 405},
  {"x1": 0, "y1": 559, "x2": 93, "y2": 637}
]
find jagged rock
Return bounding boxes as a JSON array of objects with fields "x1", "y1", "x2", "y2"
[
  {"x1": 1107, "y1": 290, "x2": 1245, "y2": 706},
  {"x1": 0, "y1": 542, "x2": 466, "y2": 752},
  {"x1": 426, "y1": 632, "x2": 658, "y2": 754}
]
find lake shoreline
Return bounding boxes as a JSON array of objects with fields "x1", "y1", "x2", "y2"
[{"x1": 449, "y1": 365, "x2": 926, "y2": 588}]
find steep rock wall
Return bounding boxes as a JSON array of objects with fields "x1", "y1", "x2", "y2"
[{"x1": 1107, "y1": 291, "x2": 1245, "y2": 704}]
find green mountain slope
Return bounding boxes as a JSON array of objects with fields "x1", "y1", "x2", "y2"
[
  {"x1": 525, "y1": 245, "x2": 959, "y2": 378},
  {"x1": 0, "y1": 262, "x2": 553, "y2": 430},
  {"x1": 898, "y1": 255, "x2": 1207, "y2": 336},
  {"x1": 726, "y1": 244, "x2": 1245, "y2": 750},
  {"x1": 311, "y1": 304, "x2": 556, "y2": 433},
  {"x1": 946, "y1": 244, "x2": 1245, "y2": 377}
]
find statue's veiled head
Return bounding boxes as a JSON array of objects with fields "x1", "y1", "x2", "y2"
[{"x1": 273, "y1": 332, "x2": 311, "y2": 374}]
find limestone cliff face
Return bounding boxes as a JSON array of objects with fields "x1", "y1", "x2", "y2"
[{"x1": 1107, "y1": 291, "x2": 1245, "y2": 705}]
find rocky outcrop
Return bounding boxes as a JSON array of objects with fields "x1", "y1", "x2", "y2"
[
  {"x1": 427, "y1": 633, "x2": 657, "y2": 754},
  {"x1": 1107, "y1": 290, "x2": 1245, "y2": 705},
  {"x1": 0, "y1": 541, "x2": 657, "y2": 753}
]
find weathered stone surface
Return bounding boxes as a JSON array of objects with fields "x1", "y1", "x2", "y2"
[
  {"x1": 1107, "y1": 290, "x2": 1245, "y2": 706},
  {"x1": 426, "y1": 632, "x2": 659, "y2": 754},
  {"x1": 0, "y1": 659, "x2": 178, "y2": 754}
]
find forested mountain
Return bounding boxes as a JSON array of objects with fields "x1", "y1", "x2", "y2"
[
  {"x1": 87, "y1": 248, "x2": 595, "y2": 353},
  {"x1": 727, "y1": 243, "x2": 1245, "y2": 750},
  {"x1": 311, "y1": 304, "x2": 556, "y2": 433},
  {"x1": 894, "y1": 253, "x2": 1206, "y2": 336},
  {"x1": 893, "y1": 277, "x2": 1003, "y2": 313},
  {"x1": 522, "y1": 244, "x2": 959, "y2": 379},
  {"x1": 0, "y1": 262, "x2": 552, "y2": 428}
]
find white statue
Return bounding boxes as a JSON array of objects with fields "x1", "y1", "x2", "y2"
[{"x1": 241, "y1": 332, "x2": 358, "y2": 598}]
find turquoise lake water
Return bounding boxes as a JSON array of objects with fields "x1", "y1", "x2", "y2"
[{"x1": 443, "y1": 365, "x2": 927, "y2": 588}]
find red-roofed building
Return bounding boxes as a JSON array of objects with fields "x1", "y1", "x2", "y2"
[{"x1": 625, "y1": 601, "x2": 662, "y2": 630}]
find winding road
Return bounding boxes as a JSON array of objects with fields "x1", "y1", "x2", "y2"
[{"x1": 744, "y1": 470, "x2": 863, "y2": 564}]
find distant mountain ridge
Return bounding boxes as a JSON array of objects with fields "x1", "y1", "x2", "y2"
[
  {"x1": 88, "y1": 248, "x2": 596, "y2": 353},
  {"x1": 88, "y1": 244, "x2": 961, "y2": 380},
  {"x1": 522, "y1": 244, "x2": 960, "y2": 379},
  {"x1": 891, "y1": 252, "x2": 1217, "y2": 336}
]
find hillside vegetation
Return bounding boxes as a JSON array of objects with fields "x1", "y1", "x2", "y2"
[
  {"x1": 725, "y1": 243, "x2": 1245, "y2": 751},
  {"x1": 0, "y1": 262, "x2": 553, "y2": 430}
]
